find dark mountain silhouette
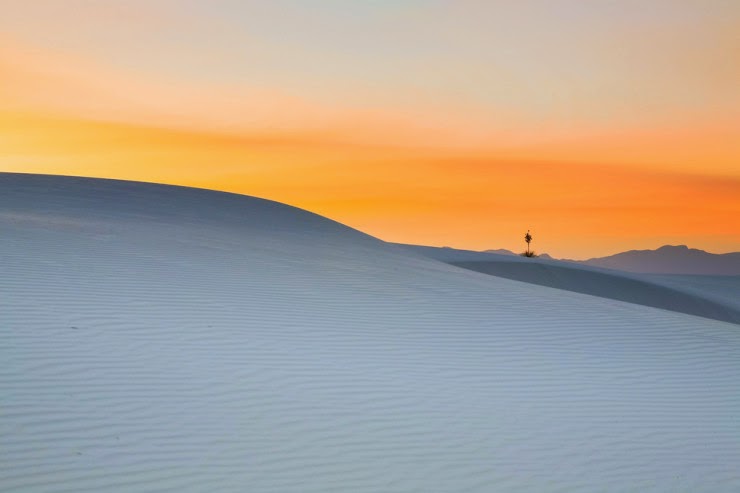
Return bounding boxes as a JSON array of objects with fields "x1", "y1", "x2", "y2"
[
  {"x1": 483, "y1": 248, "x2": 516, "y2": 256},
  {"x1": 570, "y1": 245, "x2": 740, "y2": 275}
]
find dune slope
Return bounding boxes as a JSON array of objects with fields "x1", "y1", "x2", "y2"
[
  {"x1": 2, "y1": 173, "x2": 740, "y2": 492},
  {"x1": 451, "y1": 261, "x2": 740, "y2": 324},
  {"x1": 396, "y1": 244, "x2": 740, "y2": 325}
]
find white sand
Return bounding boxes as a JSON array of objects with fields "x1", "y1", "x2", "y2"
[
  {"x1": 2, "y1": 173, "x2": 740, "y2": 492},
  {"x1": 396, "y1": 244, "x2": 740, "y2": 324}
]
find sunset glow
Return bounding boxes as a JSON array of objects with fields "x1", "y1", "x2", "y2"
[{"x1": 2, "y1": 0, "x2": 738, "y2": 258}]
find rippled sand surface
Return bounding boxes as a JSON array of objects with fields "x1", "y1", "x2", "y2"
[{"x1": 2, "y1": 173, "x2": 739, "y2": 492}]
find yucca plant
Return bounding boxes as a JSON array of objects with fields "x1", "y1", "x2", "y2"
[{"x1": 521, "y1": 230, "x2": 537, "y2": 257}]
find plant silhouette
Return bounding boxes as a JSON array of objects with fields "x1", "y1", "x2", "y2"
[{"x1": 521, "y1": 230, "x2": 537, "y2": 257}]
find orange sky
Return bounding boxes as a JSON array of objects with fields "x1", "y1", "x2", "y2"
[{"x1": 1, "y1": 1, "x2": 739, "y2": 259}]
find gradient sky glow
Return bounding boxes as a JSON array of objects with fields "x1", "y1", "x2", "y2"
[{"x1": 1, "y1": 0, "x2": 738, "y2": 258}]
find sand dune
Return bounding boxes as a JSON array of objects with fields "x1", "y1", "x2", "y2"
[
  {"x1": 395, "y1": 244, "x2": 740, "y2": 325},
  {"x1": 2, "y1": 173, "x2": 740, "y2": 492},
  {"x1": 643, "y1": 274, "x2": 740, "y2": 313}
]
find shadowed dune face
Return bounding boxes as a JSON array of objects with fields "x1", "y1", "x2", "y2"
[
  {"x1": 644, "y1": 274, "x2": 740, "y2": 312},
  {"x1": 2, "y1": 173, "x2": 740, "y2": 492},
  {"x1": 395, "y1": 243, "x2": 740, "y2": 325},
  {"x1": 451, "y1": 261, "x2": 740, "y2": 325}
]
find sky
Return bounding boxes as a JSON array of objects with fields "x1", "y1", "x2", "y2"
[{"x1": 1, "y1": 0, "x2": 738, "y2": 259}]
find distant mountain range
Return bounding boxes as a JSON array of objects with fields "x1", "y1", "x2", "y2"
[
  {"x1": 568, "y1": 245, "x2": 740, "y2": 276},
  {"x1": 415, "y1": 244, "x2": 740, "y2": 276},
  {"x1": 484, "y1": 249, "x2": 553, "y2": 259},
  {"x1": 482, "y1": 248, "x2": 515, "y2": 256}
]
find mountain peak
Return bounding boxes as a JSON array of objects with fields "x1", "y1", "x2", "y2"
[
  {"x1": 656, "y1": 244, "x2": 689, "y2": 251},
  {"x1": 579, "y1": 244, "x2": 739, "y2": 275}
]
